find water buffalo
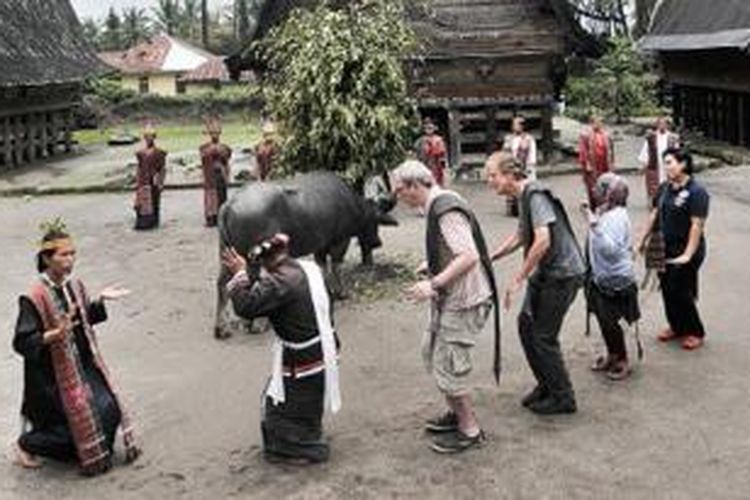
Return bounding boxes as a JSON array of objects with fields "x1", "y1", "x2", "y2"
[{"x1": 214, "y1": 171, "x2": 397, "y2": 338}]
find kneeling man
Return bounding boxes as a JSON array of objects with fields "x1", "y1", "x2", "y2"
[{"x1": 222, "y1": 234, "x2": 341, "y2": 464}]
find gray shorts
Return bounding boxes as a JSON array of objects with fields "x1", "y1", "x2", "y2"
[{"x1": 422, "y1": 301, "x2": 492, "y2": 396}]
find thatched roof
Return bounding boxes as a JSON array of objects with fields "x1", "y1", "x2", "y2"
[
  {"x1": 0, "y1": 0, "x2": 105, "y2": 87},
  {"x1": 641, "y1": 0, "x2": 750, "y2": 51},
  {"x1": 226, "y1": 0, "x2": 601, "y2": 77}
]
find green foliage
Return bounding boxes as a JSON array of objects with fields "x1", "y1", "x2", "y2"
[
  {"x1": 258, "y1": 0, "x2": 419, "y2": 185},
  {"x1": 109, "y1": 86, "x2": 262, "y2": 121},
  {"x1": 564, "y1": 37, "x2": 659, "y2": 122}
]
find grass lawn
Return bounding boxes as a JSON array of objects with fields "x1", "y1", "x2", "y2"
[{"x1": 75, "y1": 116, "x2": 262, "y2": 152}]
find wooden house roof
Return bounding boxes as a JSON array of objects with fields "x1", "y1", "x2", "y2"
[
  {"x1": 641, "y1": 0, "x2": 750, "y2": 51},
  {"x1": 100, "y1": 35, "x2": 215, "y2": 75},
  {"x1": 0, "y1": 0, "x2": 105, "y2": 88},
  {"x1": 411, "y1": 0, "x2": 567, "y2": 59},
  {"x1": 227, "y1": 0, "x2": 594, "y2": 78}
]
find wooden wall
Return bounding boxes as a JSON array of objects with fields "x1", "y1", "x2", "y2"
[
  {"x1": 0, "y1": 84, "x2": 80, "y2": 169},
  {"x1": 661, "y1": 50, "x2": 750, "y2": 148}
]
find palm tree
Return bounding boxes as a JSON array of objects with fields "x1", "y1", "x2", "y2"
[
  {"x1": 122, "y1": 7, "x2": 151, "y2": 48},
  {"x1": 100, "y1": 7, "x2": 123, "y2": 50},
  {"x1": 201, "y1": 0, "x2": 209, "y2": 48},
  {"x1": 153, "y1": 0, "x2": 181, "y2": 36},
  {"x1": 235, "y1": 0, "x2": 251, "y2": 41},
  {"x1": 181, "y1": 0, "x2": 199, "y2": 41}
]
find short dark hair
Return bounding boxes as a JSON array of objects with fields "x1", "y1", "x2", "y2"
[
  {"x1": 36, "y1": 229, "x2": 70, "y2": 273},
  {"x1": 663, "y1": 147, "x2": 694, "y2": 175}
]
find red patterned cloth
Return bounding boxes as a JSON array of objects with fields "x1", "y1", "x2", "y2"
[
  {"x1": 255, "y1": 140, "x2": 278, "y2": 181},
  {"x1": 578, "y1": 128, "x2": 613, "y2": 207},
  {"x1": 416, "y1": 134, "x2": 448, "y2": 186},
  {"x1": 26, "y1": 278, "x2": 138, "y2": 475},
  {"x1": 134, "y1": 148, "x2": 166, "y2": 217},
  {"x1": 200, "y1": 142, "x2": 232, "y2": 224}
]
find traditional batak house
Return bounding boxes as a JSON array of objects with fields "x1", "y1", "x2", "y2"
[
  {"x1": 641, "y1": 0, "x2": 750, "y2": 148},
  {"x1": 0, "y1": 0, "x2": 105, "y2": 170},
  {"x1": 227, "y1": 0, "x2": 591, "y2": 172}
]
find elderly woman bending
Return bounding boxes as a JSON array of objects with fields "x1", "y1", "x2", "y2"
[{"x1": 581, "y1": 173, "x2": 640, "y2": 380}]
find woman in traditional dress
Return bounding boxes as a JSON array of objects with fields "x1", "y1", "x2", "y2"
[
  {"x1": 502, "y1": 116, "x2": 538, "y2": 216},
  {"x1": 255, "y1": 121, "x2": 279, "y2": 181},
  {"x1": 12, "y1": 220, "x2": 140, "y2": 475},
  {"x1": 133, "y1": 125, "x2": 167, "y2": 230},
  {"x1": 200, "y1": 117, "x2": 232, "y2": 227},
  {"x1": 638, "y1": 148, "x2": 710, "y2": 350},
  {"x1": 581, "y1": 173, "x2": 640, "y2": 380},
  {"x1": 578, "y1": 115, "x2": 614, "y2": 209}
]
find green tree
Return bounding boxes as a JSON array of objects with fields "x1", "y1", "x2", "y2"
[
  {"x1": 201, "y1": 0, "x2": 210, "y2": 47},
  {"x1": 153, "y1": 0, "x2": 182, "y2": 36},
  {"x1": 258, "y1": 0, "x2": 418, "y2": 185},
  {"x1": 565, "y1": 37, "x2": 658, "y2": 122},
  {"x1": 80, "y1": 18, "x2": 101, "y2": 50},
  {"x1": 100, "y1": 7, "x2": 123, "y2": 50},
  {"x1": 180, "y1": 0, "x2": 199, "y2": 41},
  {"x1": 121, "y1": 7, "x2": 151, "y2": 48},
  {"x1": 235, "y1": 0, "x2": 252, "y2": 42}
]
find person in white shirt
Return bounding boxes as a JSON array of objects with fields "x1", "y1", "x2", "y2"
[
  {"x1": 638, "y1": 117, "x2": 680, "y2": 201},
  {"x1": 502, "y1": 117, "x2": 538, "y2": 216}
]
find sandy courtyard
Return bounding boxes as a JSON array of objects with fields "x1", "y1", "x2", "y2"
[{"x1": 1, "y1": 170, "x2": 749, "y2": 499}]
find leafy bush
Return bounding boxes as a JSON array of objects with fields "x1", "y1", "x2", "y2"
[
  {"x1": 257, "y1": 0, "x2": 419, "y2": 186},
  {"x1": 564, "y1": 37, "x2": 660, "y2": 122},
  {"x1": 108, "y1": 86, "x2": 263, "y2": 121}
]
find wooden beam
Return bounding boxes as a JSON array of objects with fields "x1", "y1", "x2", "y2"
[
  {"x1": 1, "y1": 116, "x2": 10, "y2": 168},
  {"x1": 14, "y1": 116, "x2": 25, "y2": 166},
  {"x1": 541, "y1": 102, "x2": 553, "y2": 164},
  {"x1": 739, "y1": 94, "x2": 746, "y2": 147},
  {"x1": 448, "y1": 108, "x2": 461, "y2": 171}
]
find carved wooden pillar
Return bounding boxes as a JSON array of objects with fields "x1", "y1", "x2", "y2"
[
  {"x1": 1, "y1": 116, "x2": 11, "y2": 168},
  {"x1": 63, "y1": 109, "x2": 73, "y2": 153},
  {"x1": 14, "y1": 115, "x2": 26, "y2": 166},
  {"x1": 448, "y1": 107, "x2": 461, "y2": 172},
  {"x1": 541, "y1": 100, "x2": 553, "y2": 164},
  {"x1": 40, "y1": 112, "x2": 50, "y2": 158}
]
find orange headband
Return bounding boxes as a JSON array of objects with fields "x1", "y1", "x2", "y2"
[{"x1": 39, "y1": 238, "x2": 74, "y2": 252}]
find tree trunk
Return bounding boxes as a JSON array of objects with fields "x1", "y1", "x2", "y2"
[
  {"x1": 634, "y1": 0, "x2": 658, "y2": 38},
  {"x1": 201, "y1": 0, "x2": 209, "y2": 48}
]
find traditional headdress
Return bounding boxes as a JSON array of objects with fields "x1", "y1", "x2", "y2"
[
  {"x1": 38, "y1": 217, "x2": 73, "y2": 252},
  {"x1": 204, "y1": 115, "x2": 223, "y2": 135},
  {"x1": 142, "y1": 121, "x2": 157, "y2": 138},
  {"x1": 261, "y1": 120, "x2": 277, "y2": 136}
]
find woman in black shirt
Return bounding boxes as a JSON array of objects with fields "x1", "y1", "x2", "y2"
[{"x1": 639, "y1": 148, "x2": 709, "y2": 350}]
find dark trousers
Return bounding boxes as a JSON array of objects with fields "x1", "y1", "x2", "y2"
[
  {"x1": 518, "y1": 276, "x2": 581, "y2": 401},
  {"x1": 659, "y1": 252, "x2": 706, "y2": 338},
  {"x1": 590, "y1": 286, "x2": 627, "y2": 360},
  {"x1": 262, "y1": 373, "x2": 329, "y2": 463}
]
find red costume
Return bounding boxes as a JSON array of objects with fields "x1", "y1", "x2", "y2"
[
  {"x1": 578, "y1": 127, "x2": 613, "y2": 207},
  {"x1": 133, "y1": 147, "x2": 167, "y2": 230},
  {"x1": 255, "y1": 139, "x2": 278, "y2": 181},
  {"x1": 200, "y1": 142, "x2": 232, "y2": 227},
  {"x1": 416, "y1": 134, "x2": 448, "y2": 186}
]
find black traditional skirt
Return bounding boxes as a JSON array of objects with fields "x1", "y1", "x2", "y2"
[{"x1": 261, "y1": 372, "x2": 329, "y2": 463}]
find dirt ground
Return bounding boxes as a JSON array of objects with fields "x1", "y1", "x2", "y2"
[{"x1": 1, "y1": 169, "x2": 749, "y2": 500}]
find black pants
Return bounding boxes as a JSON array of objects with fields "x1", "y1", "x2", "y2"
[
  {"x1": 518, "y1": 276, "x2": 582, "y2": 401},
  {"x1": 659, "y1": 252, "x2": 706, "y2": 338},
  {"x1": 262, "y1": 373, "x2": 329, "y2": 463},
  {"x1": 589, "y1": 286, "x2": 628, "y2": 360}
]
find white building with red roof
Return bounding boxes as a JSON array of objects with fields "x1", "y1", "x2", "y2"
[{"x1": 100, "y1": 35, "x2": 251, "y2": 96}]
